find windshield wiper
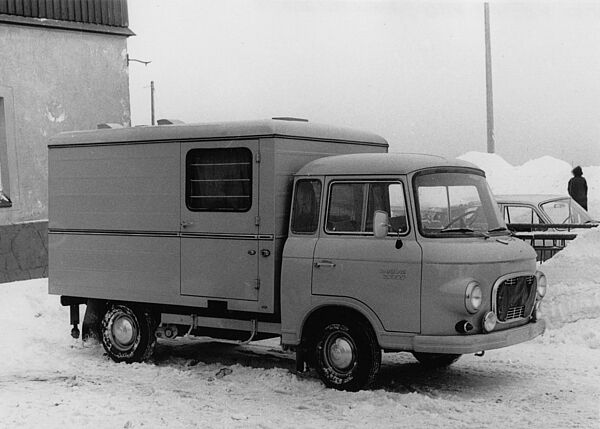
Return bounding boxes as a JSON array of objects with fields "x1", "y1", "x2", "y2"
[
  {"x1": 488, "y1": 227, "x2": 510, "y2": 233},
  {"x1": 488, "y1": 226, "x2": 517, "y2": 237},
  {"x1": 440, "y1": 227, "x2": 490, "y2": 238}
]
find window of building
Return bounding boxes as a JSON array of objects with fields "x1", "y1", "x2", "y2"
[
  {"x1": 185, "y1": 147, "x2": 252, "y2": 212},
  {"x1": 326, "y1": 181, "x2": 408, "y2": 234},
  {"x1": 291, "y1": 179, "x2": 322, "y2": 234}
]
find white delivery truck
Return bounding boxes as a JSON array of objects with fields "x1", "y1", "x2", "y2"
[{"x1": 48, "y1": 118, "x2": 546, "y2": 391}]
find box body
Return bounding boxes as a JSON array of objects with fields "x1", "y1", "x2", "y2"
[{"x1": 48, "y1": 120, "x2": 388, "y2": 314}]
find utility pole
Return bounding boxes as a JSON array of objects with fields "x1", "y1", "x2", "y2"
[
  {"x1": 125, "y1": 54, "x2": 153, "y2": 126},
  {"x1": 150, "y1": 81, "x2": 155, "y2": 126},
  {"x1": 484, "y1": 2, "x2": 495, "y2": 154}
]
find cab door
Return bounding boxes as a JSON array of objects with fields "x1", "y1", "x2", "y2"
[
  {"x1": 312, "y1": 178, "x2": 422, "y2": 332},
  {"x1": 180, "y1": 141, "x2": 260, "y2": 301}
]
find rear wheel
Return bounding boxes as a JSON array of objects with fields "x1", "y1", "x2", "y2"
[
  {"x1": 314, "y1": 318, "x2": 381, "y2": 391},
  {"x1": 101, "y1": 304, "x2": 157, "y2": 363},
  {"x1": 412, "y1": 352, "x2": 461, "y2": 368}
]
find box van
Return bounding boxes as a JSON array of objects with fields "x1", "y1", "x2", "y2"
[{"x1": 48, "y1": 118, "x2": 547, "y2": 391}]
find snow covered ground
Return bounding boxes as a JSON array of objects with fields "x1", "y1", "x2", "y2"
[{"x1": 1, "y1": 153, "x2": 599, "y2": 428}]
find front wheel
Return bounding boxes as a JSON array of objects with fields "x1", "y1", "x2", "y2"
[
  {"x1": 101, "y1": 304, "x2": 157, "y2": 363},
  {"x1": 412, "y1": 352, "x2": 461, "y2": 368},
  {"x1": 314, "y1": 319, "x2": 381, "y2": 391}
]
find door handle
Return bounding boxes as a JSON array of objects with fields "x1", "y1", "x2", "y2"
[
  {"x1": 314, "y1": 260, "x2": 336, "y2": 268},
  {"x1": 181, "y1": 220, "x2": 194, "y2": 228}
]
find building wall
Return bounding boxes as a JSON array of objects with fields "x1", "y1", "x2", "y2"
[
  {"x1": 0, "y1": 23, "x2": 130, "y2": 223},
  {"x1": 0, "y1": 220, "x2": 47, "y2": 282},
  {"x1": 0, "y1": 18, "x2": 131, "y2": 281}
]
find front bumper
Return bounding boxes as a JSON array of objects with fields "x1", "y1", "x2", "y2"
[{"x1": 411, "y1": 320, "x2": 545, "y2": 354}]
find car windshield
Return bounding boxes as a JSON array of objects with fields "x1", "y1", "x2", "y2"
[
  {"x1": 540, "y1": 198, "x2": 594, "y2": 224},
  {"x1": 414, "y1": 171, "x2": 506, "y2": 237}
]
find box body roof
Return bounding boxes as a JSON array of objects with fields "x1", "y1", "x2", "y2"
[{"x1": 49, "y1": 119, "x2": 389, "y2": 148}]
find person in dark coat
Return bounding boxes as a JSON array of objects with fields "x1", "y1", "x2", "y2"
[{"x1": 568, "y1": 166, "x2": 588, "y2": 211}]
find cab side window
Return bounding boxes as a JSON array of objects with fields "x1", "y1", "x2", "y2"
[
  {"x1": 291, "y1": 179, "x2": 322, "y2": 234},
  {"x1": 366, "y1": 183, "x2": 407, "y2": 233},
  {"x1": 326, "y1": 181, "x2": 408, "y2": 234},
  {"x1": 327, "y1": 183, "x2": 364, "y2": 232}
]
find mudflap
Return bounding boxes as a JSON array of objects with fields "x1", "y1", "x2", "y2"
[
  {"x1": 295, "y1": 345, "x2": 308, "y2": 373},
  {"x1": 82, "y1": 299, "x2": 107, "y2": 342}
]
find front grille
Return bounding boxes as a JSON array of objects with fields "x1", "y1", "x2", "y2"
[{"x1": 495, "y1": 275, "x2": 536, "y2": 322}]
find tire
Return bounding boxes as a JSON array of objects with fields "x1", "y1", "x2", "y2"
[
  {"x1": 101, "y1": 304, "x2": 157, "y2": 363},
  {"x1": 314, "y1": 318, "x2": 381, "y2": 391},
  {"x1": 412, "y1": 352, "x2": 461, "y2": 368}
]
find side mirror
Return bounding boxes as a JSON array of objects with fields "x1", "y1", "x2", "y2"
[{"x1": 373, "y1": 210, "x2": 389, "y2": 238}]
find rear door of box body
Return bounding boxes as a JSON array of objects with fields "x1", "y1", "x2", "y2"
[
  {"x1": 48, "y1": 142, "x2": 182, "y2": 303},
  {"x1": 180, "y1": 140, "x2": 261, "y2": 304}
]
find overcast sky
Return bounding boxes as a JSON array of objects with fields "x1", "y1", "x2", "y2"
[{"x1": 127, "y1": 0, "x2": 600, "y2": 166}]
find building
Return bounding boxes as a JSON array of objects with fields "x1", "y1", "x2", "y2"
[{"x1": 0, "y1": 0, "x2": 133, "y2": 281}]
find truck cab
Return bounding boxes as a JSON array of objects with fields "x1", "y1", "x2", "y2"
[
  {"x1": 280, "y1": 153, "x2": 546, "y2": 389},
  {"x1": 48, "y1": 119, "x2": 546, "y2": 391}
]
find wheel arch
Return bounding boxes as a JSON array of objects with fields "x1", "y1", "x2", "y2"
[
  {"x1": 300, "y1": 303, "x2": 383, "y2": 390},
  {"x1": 299, "y1": 303, "x2": 382, "y2": 347},
  {"x1": 82, "y1": 299, "x2": 159, "y2": 341}
]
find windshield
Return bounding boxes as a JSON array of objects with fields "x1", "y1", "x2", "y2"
[
  {"x1": 414, "y1": 171, "x2": 506, "y2": 237},
  {"x1": 541, "y1": 198, "x2": 594, "y2": 224}
]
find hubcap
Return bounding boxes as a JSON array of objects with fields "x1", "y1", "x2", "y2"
[
  {"x1": 327, "y1": 336, "x2": 355, "y2": 371},
  {"x1": 112, "y1": 315, "x2": 137, "y2": 350}
]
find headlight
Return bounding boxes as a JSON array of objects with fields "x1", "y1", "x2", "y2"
[
  {"x1": 465, "y1": 281, "x2": 483, "y2": 313},
  {"x1": 535, "y1": 271, "x2": 547, "y2": 298}
]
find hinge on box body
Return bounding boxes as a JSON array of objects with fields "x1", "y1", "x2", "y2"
[
  {"x1": 255, "y1": 278, "x2": 261, "y2": 290},
  {"x1": 255, "y1": 152, "x2": 261, "y2": 163},
  {"x1": 255, "y1": 215, "x2": 261, "y2": 226}
]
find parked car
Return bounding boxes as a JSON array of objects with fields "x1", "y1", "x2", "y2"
[
  {"x1": 496, "y1": 194, "x2": 597, "y2": 230},
  {"x1": 496, "y1": 194, "x2": 598, "y2": 261}
]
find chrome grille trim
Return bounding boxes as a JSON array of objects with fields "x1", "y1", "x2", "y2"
[
  {"x1": 506, "y1": 306, "x2": 525, "y2": 320},
  {"x1": 492, "y1": 272, "x2": 537, "y2": 324}
]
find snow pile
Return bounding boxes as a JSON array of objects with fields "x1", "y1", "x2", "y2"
[
  {"x1": 458, "y1": 152, "x2": 516, "y2": 192},
  {"x1": 534, "y1": 227, "x2": 600, "y2": 348},
  {"x1": 459, "y1": 151, "x2": 600, "y2": 219}
]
